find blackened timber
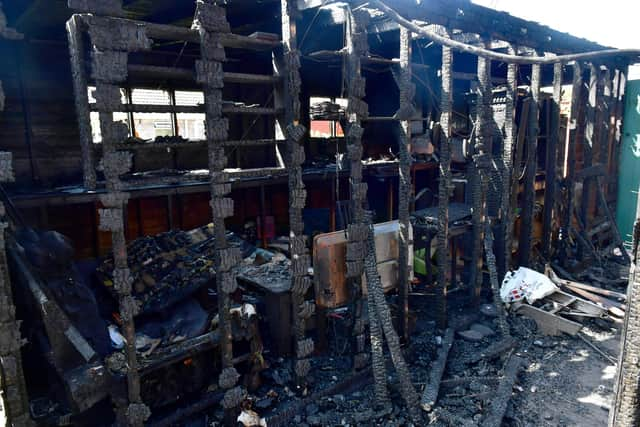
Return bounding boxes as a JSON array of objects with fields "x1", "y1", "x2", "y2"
[
  {"x1": 127, "y1": 64, "x2": 281, "y2": 85},
  {"x1": 470, "y1": 41, "x2": 493, "y2": 301},
  {"x1": 436, "y1": 40, "x2": 453, "y2": 328},
  {"x1": 344, "y1": 6, "x2": 369, "y2": 372},
  {"x1": 501, "y1": 48, "x2": 518, "y2": 275},
  {"x1": 89, "y1": 104, "x2": 281, "y2": 115},
  {"x1": 519, "y1": 61, "x2": 541, "y2": 267},
  {"x1": 420, "y1": 328, "x2": 454, "y2": 411},
  {"x1": 67, "y1": 15, "x2": 96, "y2": 190},
  {"x1": 609, "y1": 218, "x2": 640, "y2": 426},
  {"x1": 397, "y1": 27, "x2": 413, "y2": 342},
  {"x1": 75, "y1": 15, "x2": 280, "y2": 51},
  {"x1": 560, "y1": 63, "x2": 583, "y2": 263},
  {"x1": 193, "y1": 2, "x2": 243, "y2": 416},
  {"x1": 580, "y1": 64, "x2": 597, "y2": 237},
  {"x1": 542, "y1": 63, "x2": 562, "y2": 258},
  {"x1": 279, "y1": 0, "x2": 314, "y2": 385},
  {"x1": 480, "y1": 355, "x2": 524, "y2": 427}
]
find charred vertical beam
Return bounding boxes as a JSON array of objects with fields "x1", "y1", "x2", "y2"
[
  {"x1": 560, "y1": 63, "x2": 584, "y2": 263},
  {"x1": 0, "y1": 7, "x2": 32, "y2": 426},
  {"x1": 437, "y1": 40, "x2": 452, "y2": 327},
  {"x1": 542, "y1": 63, "x2": 562, "y2": 258},
  {"x1": 610, "y1": 216, "x2": 640, "y2": 427},
  {"x1": 86, "y1": 14, "x2": 151, "y2": 425},
  {"x1": 192, "y1": 2, "x2": 245, "y2": 416},
  {"x1": 579, "y1": 64, "x2": 597, "y2": 238},
  {"x1": 396, "y1": 27, "x2": 414, "y2": 341},
  {"x1": 500, "y1": 48, "x2": 518, "y2": 276},
  {"x1": 279, "y1": 0, "x2": 314, "y2": 386},
  {"x1": 607, "y1": 68, "x2": 626, "y2": 198},
  {"x1": 470, "y1": 40, "x2": 493, "y2": 300},
  {"x1": 344, "y1": 6, "x2": 369, "y2": 371},
  {"x1": 66, "y1": 15, "x2": 96, "y2": 190},
  {"x1": 519, "y1": 60, "x2": 541, "y2": 267}
]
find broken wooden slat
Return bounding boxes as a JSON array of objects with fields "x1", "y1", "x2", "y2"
[
  {"x1": 545, "y1": 289, "x2": 606, "y2": 317},
  {"x1": 480, "y1": 355, "x2": 524, "y2": 427},
  {"x1": 514, "y1": 303, "x2": 582, "y2": 336},
  {"x1": 563, "y1": 284, "x2": 625, "y2": 311},
  {"x1": 421, "y1": 328, "x2": 454, "y2": 412}
]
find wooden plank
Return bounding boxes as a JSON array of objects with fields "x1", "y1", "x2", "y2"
[
  {"x1": 480, "y1": 355, "x2": 524, "y2": 427},
  {"x1": 421, "y1": 328, "x2": 454, "y2": 411}
]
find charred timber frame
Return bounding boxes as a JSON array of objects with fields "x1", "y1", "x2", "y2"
[
  {"x1": 397, "y1": 27, "x2": 413, "y2": 341},
  {"x1": 469, "y1": 39, "x2": 493, "y2": 302},
  {"x1": 0, "y1": 8, "x2": 31, "y2": 426},
  {"x1": 191, "y1": 1, "x2": 245, "y2": 415},
  {"x1": 278, "y1": 0, "x2": 315, "y2": 386},
  {"x1": 68, "y1": 6, "x2": 154, "y2": 425},
  {"x1": 518, "y1": 59, "x2": 541, "y2": 267},
  {"x1": 579, "y1": 64, "x2": 598, "y2": 242},
  {"x1": 542, "y1": 63, "x2": 563, "y2": 258},
  {"x1": 344, "y1": 6, "x2": 369, "y2": 371},
  {"x1": 436, "y1": 39, "x2": 453, "y2": 328},
  {"x1": 500, "y1": 46, "x2": 518, "y2": 275}
]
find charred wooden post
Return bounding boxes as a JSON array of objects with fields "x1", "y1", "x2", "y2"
[
  {"x1": 192, "y1": 2, "x2": 245, "y2": 416},
  {"x1": 436, "y1": 40, "x2": 453, "y2": 328},
  {"x1": 0, "y1": 14, "x2": 32, "y2": 422},
  {"x1": 559, "y1": 63, "x2": 584, "y2": 263},
  {"x1": 579, "y1": 63, "x2": 598, "y2": 242},
  {"x1": 82, "y1": 10, "x2": 152, "y2": 425},
  {"x1": 396, "y1": 27, "x2": 414, "y2": 341},
  {"x1": 66, "y1": 15, "x2": 96, "y2": 190},
  {"x1": 470, "y1": 40, "x2": 493, "y2": 301},
  {"x1": 344, "y1": 6, "x2": 369, "y2": 371},
  {"x1": 542, "y1": 62, "x2": 563, "y2": 259},
  {"x1": 480, "y1": 355, "x2": 524, "y2": 426},
  {"x1": 519, "y1": 59, "x2": 541, "y2": 267},
  {"x1": 500, "y1": 47, "x2": 518, "y2": 276},
  {"x1": 279, "y1": 0, "x2": 314, "y2": 386},
  {"x1": 363, "y1": 211, "x2": 421, "y2": 423},
  {"x1": 610, "y1": 217, "x2": 640, "y2": 427},
  {"x1": 420, "y1": 328, "x2": 454, "y2": 412}
]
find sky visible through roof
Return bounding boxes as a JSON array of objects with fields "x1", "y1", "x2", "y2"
[{"x1": 471, "y1": 0, "x2": 640, "y2": 78}]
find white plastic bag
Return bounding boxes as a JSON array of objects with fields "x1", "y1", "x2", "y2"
[{"x1": 500, "y1": 267, "x2": 558, "y2": 304}]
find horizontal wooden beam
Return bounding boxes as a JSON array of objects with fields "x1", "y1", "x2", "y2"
[{"x1": 127, "y1": 64, "x2": 281, "y2": 85}]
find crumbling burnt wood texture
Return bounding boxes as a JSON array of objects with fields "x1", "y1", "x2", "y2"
[
  {"x1": 519, "y1": 60, "x2": 541, "y2": 267},
  {"x1": 469, "y1": 41, "x2": 493, "y2": 301},
  {"x1": 344, "y1": 6, "x2": 369, "y2": 372},
  {"x1": 436, "y1": 40, "x2": 452, "y2": 328},
  {"x1": 279, "y1": 0, "x2": 315, "y2": 386},
  {"x1": 0, "y1": 5, "x2": 31, "y2": 426},
  {"x1": 500, "y1": 45, "x2": 518, "y2": 276},
  {"x1": 75, "y1": 5, "x2": 153, "y2": 424},
  {"x1": 610, "y1": 219, "x2": 640, "y2": 426},
  {"x1": 396, "y1": 26, "x2": 413, "y2": 342},
  {"x1": 192, "y1": 1, "x2": 245, "y2": 416},
  {"x1": 542, "y1": 62, "x2": 562, "y2": 259}
]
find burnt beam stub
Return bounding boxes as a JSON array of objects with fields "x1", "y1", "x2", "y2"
[
  {"x1": 396, "y1": 27, "x2": 414, "y2": 342},
  {"x1": 579, "y1": 63, "x2": 597, "y2": 242},
  {"x1": 436, "y1": 38, "x2": 453, "y2": 328},
  {"x1": 518, "y1": 56, "x2": 541, "y2": 268},
  {"x1": 344, "y1": 6, "x2": 369, "y2": 372},
  {"x1": 193, "y1": 1, "x2": 245, "y2": 415},
  {"x1": 279, "y1": 0, "x2": 314, "y2": 386}
]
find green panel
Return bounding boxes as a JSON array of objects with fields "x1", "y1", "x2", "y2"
[{"x1": 616, "y1": 79, "x2": 640, "y2": 249}]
